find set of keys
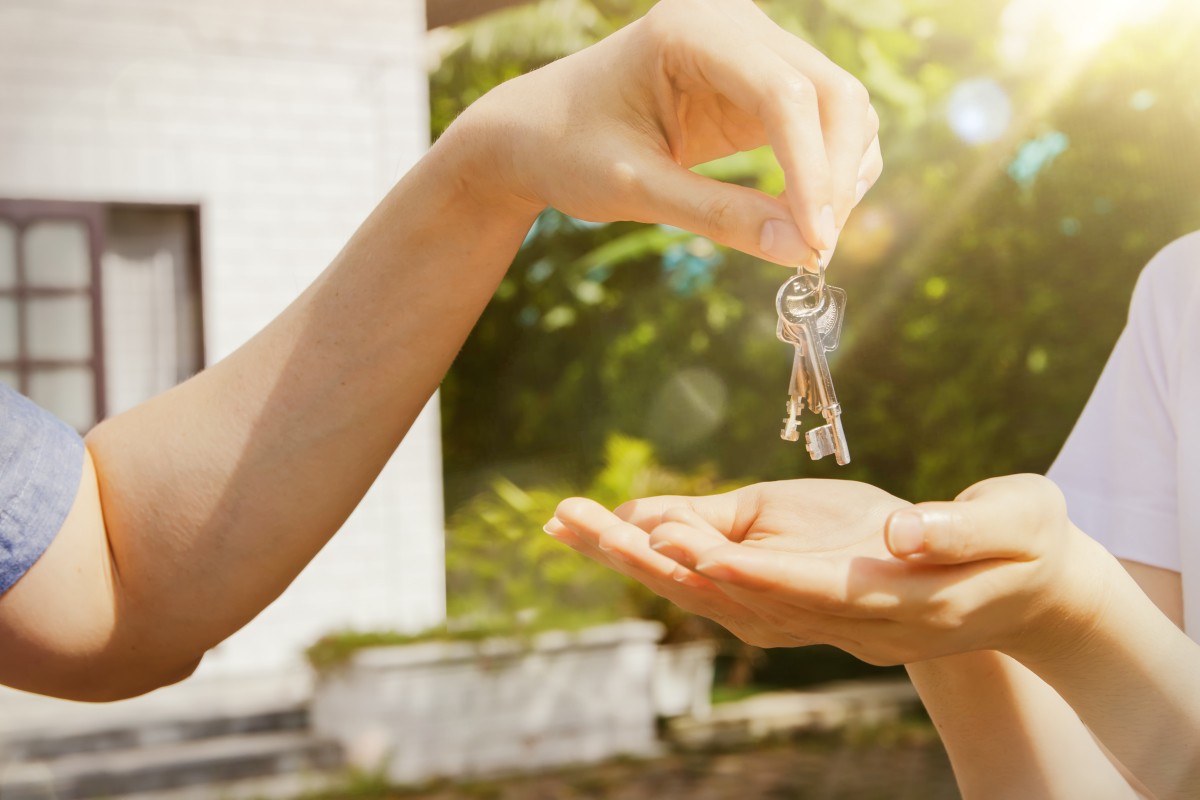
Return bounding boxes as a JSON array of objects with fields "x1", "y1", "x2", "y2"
[{"x1": 775, "y1": 256, "x2": 851, "y2": 465}]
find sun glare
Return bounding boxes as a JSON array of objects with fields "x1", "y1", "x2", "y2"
[{"x1": 1001, "y1": 0, "x2": 1171, "y2": 60}]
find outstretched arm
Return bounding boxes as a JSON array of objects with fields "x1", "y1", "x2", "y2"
[
  {"x1": 0, "y1": 0, "x2": 882, "y2": 702},
  {"x1": 906, "y1": 558, "x2": 1183, "y2": 800},
  {"x1": 0, "y1": 134, "x2": 539, "y2": 702},
  {"x1": 549, "y1": 476, "x2": 1200, "y2": 799}
]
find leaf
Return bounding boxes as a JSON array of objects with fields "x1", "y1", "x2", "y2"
[{"x1": 574, "y1": 226, "x2": 692, "y2": 271}]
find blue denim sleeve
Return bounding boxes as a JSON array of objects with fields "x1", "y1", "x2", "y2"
[{"x1": 0, "y1": 383, "x2": 85, "y2": 595}]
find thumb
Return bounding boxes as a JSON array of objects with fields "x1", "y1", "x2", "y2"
[
  {"x1": 633, "y1": 155, "x2": 817, "y2": 267},
  {"x1": 884, "y1": 474, "x2": 1069, "y2": 565}
]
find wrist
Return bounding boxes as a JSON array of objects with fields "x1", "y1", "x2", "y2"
[
  {"x1": 433, "y1": 84, "x2": 548, "y2": 225},
  {"x1": 999, "y1": 528, "x2": 1125, "y2": 669}
]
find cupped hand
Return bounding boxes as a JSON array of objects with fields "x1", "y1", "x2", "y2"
[
  {"x1": 545, "y1": 479, "x2": 908, "y2": 649},
  {"x1": 456, "y1": 0, "x2": 883, "y2": 266},
  {"x1": 548, "y1": 475, "x2": 1119, "y2": 666}
]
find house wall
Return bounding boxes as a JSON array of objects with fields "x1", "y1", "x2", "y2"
[{"x1": 0, "y1": 0, "x2": 444, "y2": 676}]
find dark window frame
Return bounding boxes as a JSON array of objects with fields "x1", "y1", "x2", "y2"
[{"x1": 0, "y1": 199, "x2": 107, "y2": 425}]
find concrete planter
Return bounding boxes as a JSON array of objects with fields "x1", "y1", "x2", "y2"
[
  {"x1": 311, "y1": 621, "x2": 666, "y2": 784},
  {"x1": 652, "y1": 641, "x2": 718, "y2": 720}
]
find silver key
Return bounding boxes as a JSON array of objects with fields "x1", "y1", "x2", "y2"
[{"x1": 775, "y1": 264, "x2": 851, "y2": 465}]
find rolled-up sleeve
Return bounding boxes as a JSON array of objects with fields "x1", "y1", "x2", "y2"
[{"x1": 0, "y1": 383, "x2": 85, "y2": 595}]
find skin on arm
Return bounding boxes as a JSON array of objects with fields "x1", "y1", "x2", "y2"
[
  {"x1": 0, "y1": 142, "x2": 541, "y2": 701},
  {"x1": 549, "y1": 477, "x2": 1200, "y2": 799},
  {"x1": 0, "y1": 0, "x2": 883, "y2": 702},
  {"x1": 906, "y1": 554, "x2": 1184, "y2": 800}
]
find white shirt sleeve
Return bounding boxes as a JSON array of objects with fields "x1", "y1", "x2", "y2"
[{"x1": 1047, "y1": 232, "x2": 1200, "y2": 574}]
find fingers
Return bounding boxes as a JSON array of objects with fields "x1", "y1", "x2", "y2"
[
  {"x1": 648, "y1": 6, "x2": 835, "y2": 250},
  {"x1": 885, "y1": 475, "x2": 1070, "y2": 565},
  {"x1": 803, "y1": 72, "x2": 870, "y2": 230},
  {"x1": 857, "y1": 134, "x2": 882, "y2": 205},
  {"x1": 776, "y1": 190, "x2": 834, "y2": 267},
  {"x1": 633, "y1": 157, "x2": 815, "y2": 266},
  {"x1": 552, "y1": 497, "x2": 709, "y2": 587},
  {"x1": 548, "y1": 497, "x2": 767, "y2": 625},
  {"x1": 614, "y1": 490, "x2": 744, "y2": 538},
  {"x1": 707, "y1": 0, "x2": 875, "y2": 229},
  {"x1": 647, "y1": 509, "x2": 731, "y2": 569},
  {"x1": 689, "y1": 544, "x2": 906, "y2": 618}
]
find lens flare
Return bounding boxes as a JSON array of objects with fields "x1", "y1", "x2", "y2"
[{"x1": 947, "y1": 78, "x2": 1012, "y2": 146}]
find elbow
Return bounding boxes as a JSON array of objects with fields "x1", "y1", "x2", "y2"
[{"x1": 42, "y1": 654, "x2": 204, "y2": 704}]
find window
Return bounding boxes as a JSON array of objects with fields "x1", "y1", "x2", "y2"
[{"x1": 0, "y1": 200, "x2": 203, "y2": 432}]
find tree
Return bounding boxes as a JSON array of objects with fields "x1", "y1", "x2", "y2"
[{"x1": 435, "y1": 0, "x2": 1200, "y2": 640}]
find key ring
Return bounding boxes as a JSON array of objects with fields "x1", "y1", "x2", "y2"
[{"x1": 799, "y1": 254, "x2": 825, "y2": 297}]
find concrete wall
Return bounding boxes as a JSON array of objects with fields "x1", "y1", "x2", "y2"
[
  {"x1": 311, "y1": 622, "x2": 666, "y2": 784},
  {"x1": 0, "y1": 0, "x2": 445, "y2": 675}
]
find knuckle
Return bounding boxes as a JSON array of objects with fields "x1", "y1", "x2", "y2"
[
  {"x1": 660, "y1": 506, "x2": 699, "y2": 525},
  {"x1": 592, "y1": 525, "x2": 624, "y2": 551},
  {"x1": 697, "y1": 193, "x2": 738, "y2": 239},
  {"x1": 949, "y1": 533, "x2": 972, "y2": 563},
  {"x1": 1029, "y1": 475, "x2": 1070, "y2": 538},
  {"x1": 771, "y1": 73, "x2": 818, "y2": 113},
  {"x1": 607, "y1": 159, "x2": 643, "y2": 200},
  {"x1": 838, "y1": 72, "x2": 870, "y2": 107},
  {"x1": 644, "y1": 0, "x2": 706, "y2": 38}
]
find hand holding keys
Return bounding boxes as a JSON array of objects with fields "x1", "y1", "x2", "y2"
[{"x1": 776, "y1": 258, "x2": 851, "y2": 465}]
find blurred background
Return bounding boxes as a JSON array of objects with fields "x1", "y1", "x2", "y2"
[
  {"x1": 1, "y1": 0, "x2": 1199, "y2": 798},
  {"x1": 438, "y1": 0, "x2": 1200, "y2": 684}
]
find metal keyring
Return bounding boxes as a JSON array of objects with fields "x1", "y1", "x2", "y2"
[{"x1": 799, "y1": 254, "x2": 825, "y2": 296}]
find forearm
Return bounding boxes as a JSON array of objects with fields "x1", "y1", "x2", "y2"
[
  {"x1": 909, "y1": 651, "x2": 1144, "y2": 799},
  {"x1": 77, "y1": 124, "x2": 539, "y2": 691},
  {"x1": 1012, "y1": 544, "x2": 1200, "y2": 800}
]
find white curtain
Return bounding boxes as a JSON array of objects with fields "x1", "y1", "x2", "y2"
[{"x1": 101, "y1": 250, "x2": 177, "y2": 416}]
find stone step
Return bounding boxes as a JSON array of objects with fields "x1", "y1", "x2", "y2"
[
  {"x1": 0, "y1": 732, "x2": 342, "y2": 800},
  {"x1": 667, "y1": 679, "x2": 922, "y2": 749},
  {"x1": 0, "y1": 708, "x2": 309, "y2": 763}
]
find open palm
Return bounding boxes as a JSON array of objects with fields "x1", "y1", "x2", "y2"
[{"x1": 547, "y1": 479, "x2": 910, "y2": 648}]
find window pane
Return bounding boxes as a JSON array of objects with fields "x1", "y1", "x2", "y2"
[
  {"x1": 29, "y1": 367, "x2": 94, "y2": 431},
  {"x1": 0, "y1": 221, "x2": 15, "y2": 289},
  {"x1": 0, "y1": 369, "x2": 16, "y2": 392},
  {"x1": 0, "y1": 296, "x2": 16, "y2": 361},
  {"x1": 27, "y1": 296, "x2": 92, "y2": 360},
  {"x1": 24, "y1": 220, "x2": 91, "y2": 289}
]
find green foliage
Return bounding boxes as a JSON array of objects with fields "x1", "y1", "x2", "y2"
[
  {"x1": 430, "y1": 1, "x2": 1200, "y2": 687},
  {"x1": 429, "y1": 0, "x2": 656, "y2": 142},
  {"x1": 439, "y1": 0, "x2": 1200, "y2": 517},
  {"x1": 445, "y1": 433, "x2": 726, "y2": 633},
  {"x1": 305, "y1": 626, "x2": 521, "y2": 674}
]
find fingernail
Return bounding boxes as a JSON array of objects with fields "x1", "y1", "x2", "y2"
[
  {"x1": 694, "y1": 561, "x2": 733, "y2": 581},
  {"x1": 888, "y1": 513, "x2": 925, "y2": 557},
  {"x1": 650, "y1": 540, "x2": 687, "y2": 563},
  {"x1": 854, "y1": 179, "x2": 869, "y2": 206},
  {"x1": 760, "y1": 219, "x2": 810, "y2": 266},
  {"x1": 598, "y1": 542, "x2": 630, "y2": 564},
  {"x1": 819, "y1": 205, "x2": 836, "y2": 250}
]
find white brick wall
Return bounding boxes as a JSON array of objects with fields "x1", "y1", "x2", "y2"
[{"x1": 0, "y1": 0, "x2": 445, "y2": 676}]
